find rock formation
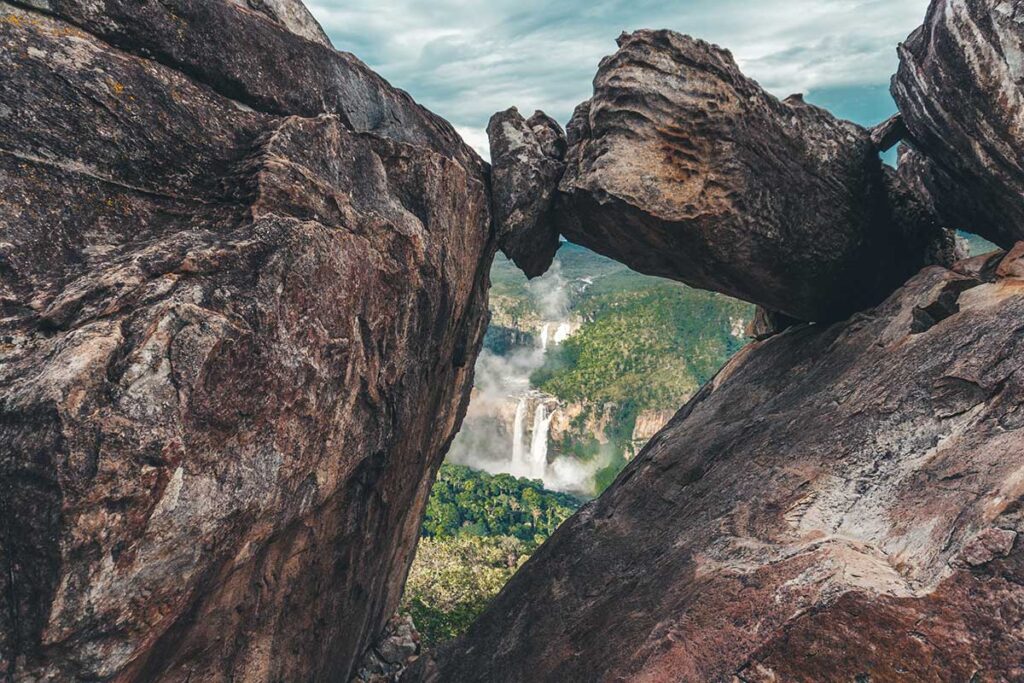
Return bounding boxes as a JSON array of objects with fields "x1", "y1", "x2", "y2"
[
  {"x1": 4, "y1": 0, "x2": 1024, "y2": 680},
  {"x1": 508, "y1": 30, "x2": 950, "y2": 322},
  {"x1": 0, "y1": 2, "x2": 494, "y2": 681},
  {"x1": 892, "y1": 0, "x2": 1024, "y2": 248},
  {"x1": 410, "y1": 246, "x2": 1024, "y2": 682},
  {"x1": 487, "y1": 108, "x2": 566, "y2": 278}
]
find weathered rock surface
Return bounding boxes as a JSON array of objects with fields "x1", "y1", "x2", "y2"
[
  {"x1": 745, "y1": 307, "x2": 801, "y2": 341},
  {"x1": 5, "y1": 0, "x2": 481, "y2": 174},
  {"x1": 554, "y1": 30, "x2": 947, "y2": 322},
  {"x1": 354, "y1": 614, "x2": 421, "y2": 683},
  {"x1": 227, "y1": 0, "x2": 332, "y2": 47},
  {"x1": 0, "y1": 2, "x2": 492, "y2": 681},
  {"x1": 893, "y1": 0, "x2": 1024, "y2": 248},
  {"x1": 409, "y1": 248, "x2": 1024, "y2": 682},
  {"x1": 487, "y1": 108, "x2": 565, "y2": 278}
]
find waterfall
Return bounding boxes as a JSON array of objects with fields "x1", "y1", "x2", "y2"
[
  {"x1": 529, "y1": 403, "x2": 553, "y2": 480},
  {"x1": 540, "y1": 324, "x2": 550, "y2": 351},
  {"x1": 553, "y1": 322, "x2": 572, "y2": 345},
  {"x1": 511, "y1": 397, "x2": 527, "y2": 473}
]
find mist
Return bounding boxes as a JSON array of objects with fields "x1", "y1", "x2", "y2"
[{"x1": 446, "y1": 261, "x2": 607, "y2": 496}]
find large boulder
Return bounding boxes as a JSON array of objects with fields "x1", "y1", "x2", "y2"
[
  {"x1": 892, "y1": 0, "x2": 1024, "y2": 249},
  {"x1": 487, "y1": 108, "x2": 565, "y2": 278},
  {"x1": 552, "y1": 30, "x2": 946, "y2": 322},
  {"x1": 0, "y1": 2, "x2": 492, "y2": 681},
  {"x1": 409, "y1": 247, "x2": 1024, "y2": 682},
  {"x1": 5, "y1": 0, "x2": 481, "y2": 174}
]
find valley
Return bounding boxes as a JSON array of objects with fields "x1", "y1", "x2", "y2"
[{"x1": 448, "y1": 242, "x2": 754, "y2": 497}]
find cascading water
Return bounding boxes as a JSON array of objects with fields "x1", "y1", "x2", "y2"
[
  {"x1": 511, "y1": 397, "x2": 527, "y2": 473},
  {"x1": 553, "y1": 322, "x2": 572, "y2": 345},
  {"x1": 529, "y1": 403, "x2": 554, "y2": 480},
  {"x1": 540, "y1": 324, "x2": 551, "y2": 351}
]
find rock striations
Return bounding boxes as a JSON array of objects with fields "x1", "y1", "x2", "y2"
[
  {"x1": 0, "y1": 1, "x2": 494, "y2": 681},
  {"x1": 893, "y1": 0, "x2": 1024, "y2": 248}
]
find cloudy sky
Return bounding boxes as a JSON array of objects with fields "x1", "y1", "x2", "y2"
[{"x1": 307, "y1": 0, "x2": 930, "y2": 158}]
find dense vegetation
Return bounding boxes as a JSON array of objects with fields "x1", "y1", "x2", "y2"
[
  {"x1": 406, "y1": 245, "x2": 755, "y2": 646},
  {"x1": 532, "y1": 283, "x2": 751, "y2": 410},
  {"x1": 420, "y1": 465, "x2": 579, "y2": 543},
  {"x1": 403, "y1": 465, "x2": 580, "y2": 645}
]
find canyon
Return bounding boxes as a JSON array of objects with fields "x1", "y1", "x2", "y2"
[{"x1": 1, "y1": 0, "x2": 1022, "y2": 682}]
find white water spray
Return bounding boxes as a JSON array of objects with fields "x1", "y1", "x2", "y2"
[
  {"x1": 511, "y1": 397, "x2": 527, "y2": 473},
  {"x1": 529, "y1": 403, "x2": 554, "y2": 480},
  {"x1": 553, "y1": 322, "x2": 572, "y2": 345},
  {"x1": 540, "y1": 324, "x2": 551, "y2": 351}
]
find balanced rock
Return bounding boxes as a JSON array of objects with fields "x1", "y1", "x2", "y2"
[
  {"x1": 487, "y1": 108, "x2": 566, "y2": 278},
  {"x1": 0, "y1": 2, "x2": 492, "y2": 681},
  {"x1": 410, "y1": 250, "x2": 1024, "y2": 682},
  {"x1": 554, "y1": 30, "x2": 946, "y2": 322},
  {"x1": 892, "y1": 0, "x2": 1024, "y2": 248}
]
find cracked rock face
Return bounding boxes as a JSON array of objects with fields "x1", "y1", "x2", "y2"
[
  {"x1": 893, "y1": 0, "x2": 1024, "y2": 249},
  {"x1": 0, "y1": 2, "x2": 492, "y2": 681},
  {"x1": 486, "y1": 108, "x2": 565, "y2": 278},
  {"x1": 554, "y1": 30, "x2": 947, "y2": 322},
  {"x1": 409, "y1": 248, "x2": 1024, "y2": 682}
]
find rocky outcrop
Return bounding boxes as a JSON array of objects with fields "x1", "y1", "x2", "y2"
[
  {"x1": 544, "y1": 30, "x2": 947, "y2": 322},
  {"x1": 892, "y1": 0, "x2": 1024, "y2": 248},
  {"x1": 487, "y1": 108, "x2": 566, "y2": 278},
  {"x1": 353, "y1": 615, "x2": 421, "y2": 683},
  {"x1": 0, "y1": 2, "x2": 493, "y2": 681},
  {"x1": 409, "y1": 247, "x2": 1024, "y2": 682},
  {"x1": 227, "y1": 0, "x2": 333, "y2": 47},
  {"x1": 629, "y1": 408, "x2": 675, "y2": 456}
]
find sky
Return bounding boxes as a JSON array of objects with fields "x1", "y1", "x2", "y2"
[{"x1": 307, "y1": 0, "x2": 930, "y2": 159}]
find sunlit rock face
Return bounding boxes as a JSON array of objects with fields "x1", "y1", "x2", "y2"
[
  {"x1": 549, "y1": 30, "x2": 949, "y2": 323},
  {"x1": 0, "y1": 2, "x2": 493, "y2": 680},
  {"x1": 892, "y1": 0, "x2": 1024, "y2": 249},
  {"x1": 409, "y1": 248, "x2": 1024, "y2": 682}
]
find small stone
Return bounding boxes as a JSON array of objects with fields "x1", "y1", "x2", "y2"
[
  {"x1": 961, "y1": 528, "x2": 1018, "y2": 567},
  {"x1": 995, "y1": 242, "x2": 1024, "y2": 279}
]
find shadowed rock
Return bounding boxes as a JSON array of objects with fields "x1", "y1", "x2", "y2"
[
  {"x1": 0, "y1": 2, "x2": 492, "y2": 681},
  {"x1": 408, "y1": 248, "x2": 1024, "y2": 683},
  {"x1": 487, "y1": 108, "x2": 565, "y2": 278},
  {"x1": 553, "y1": 30, "x2": 947, "y2": 322},
  {"x1": 892, "y1": 0, "x2": 1024, "y2": 248}
]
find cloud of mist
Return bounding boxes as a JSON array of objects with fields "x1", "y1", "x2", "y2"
[
  {"x1": 445, "y1": 264, "x2": 605, "y2": 495},
  {"x1": 525, "y1": 260, "x2": 570, "y2": 320}
]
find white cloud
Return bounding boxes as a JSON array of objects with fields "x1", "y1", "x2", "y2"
[{"x1": 308, "y1": 0, "x2": 931, "y2": 146}]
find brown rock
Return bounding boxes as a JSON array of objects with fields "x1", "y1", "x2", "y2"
[
  {"x1": 892, "y1": 0, "x2": 1024, "y2": 248},
  {"x1": 869, "y1": 113, "x2": 907, "y2": 152},
  {"x1": 996, "y1": 241, "x2": 1024, "y2": 279},
  {"x1": 960, "y1": 528, "x2": 1017, "y2": 567},
  {"x1": 0, "y1": 3, "x2": 492, "y2": 681},
  {"x1": 7, "y1": 0, "x2": 481, "y2": 174},
  {"x1": 486, "y1": 107, "x2": 565, "y2": 278},
  {"x1": 554, "y1": 30, "x2": 947, "y2": 322},
  {"x1": 409, "y1": 259, "x2": 1024, "y2": 682},
  {"x1": 746, "y1": 307, "x2": 800, "y2": 341}
]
